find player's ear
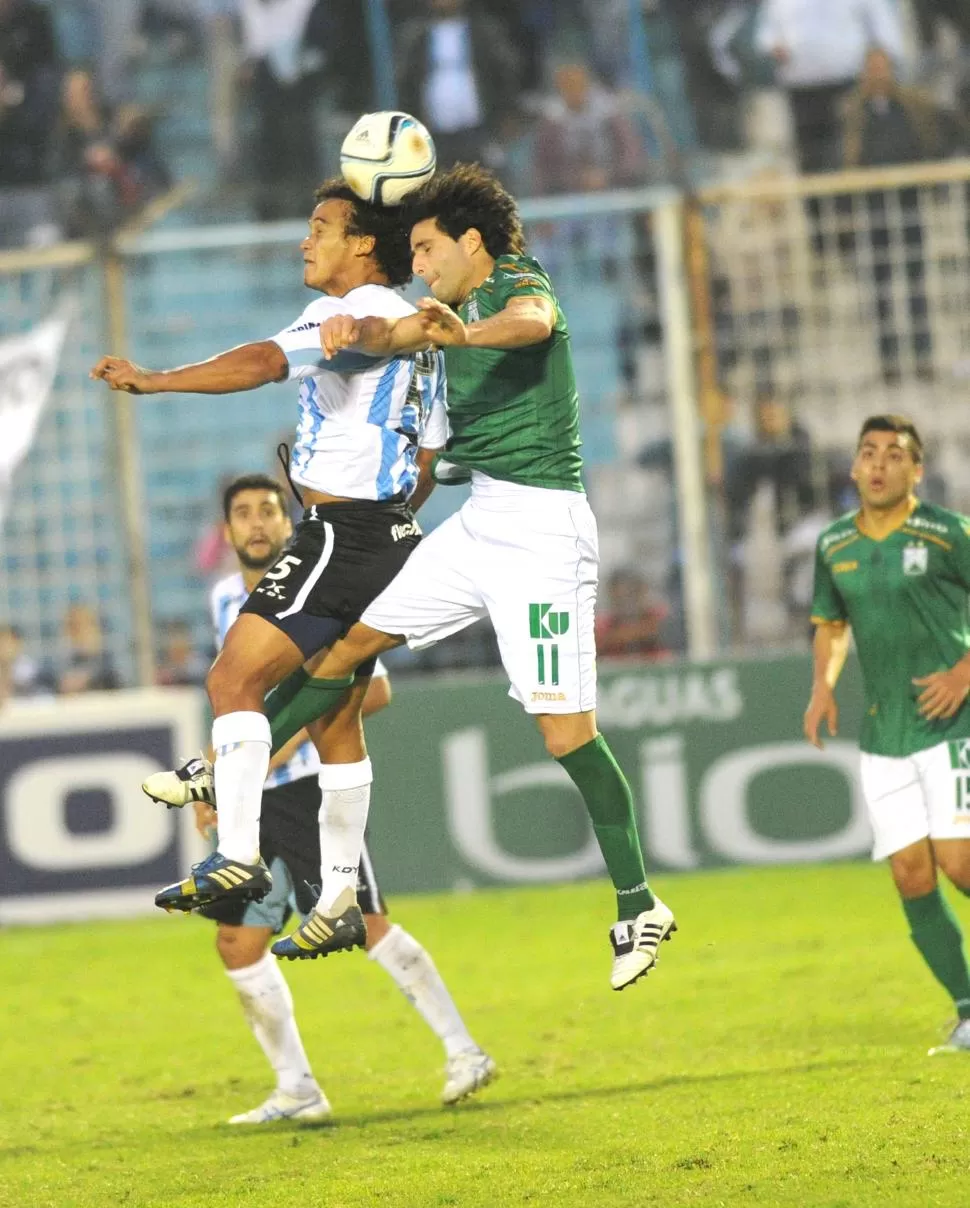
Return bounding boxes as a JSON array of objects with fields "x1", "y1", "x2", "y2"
[
  {"x1": 222, "y1": 521, "x2": 233, "y2": 547},
  {"x1": 459, "y1": 227, "x2": 483, "y2": 257},
  {"x1": 356, "y1": 233, "x2": 376, "y2": 259}
]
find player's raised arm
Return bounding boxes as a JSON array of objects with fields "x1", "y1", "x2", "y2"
[
  {"x1": 320, "y1": 312, "x2": 433, "y2": 360},
  {"x1": 423, "y1": 293, "x2": 556, "y2": 349},
  {"x1": 90, "y1": 341, "x2": 288, "y2": 395}
]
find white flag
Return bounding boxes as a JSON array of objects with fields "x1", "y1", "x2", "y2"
[{"x1": 0, "y1": 314, "x2": 70, "y2": 530}]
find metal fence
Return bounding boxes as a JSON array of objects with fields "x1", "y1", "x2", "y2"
[{"x1": 0, "y1": 188, "x2": 695, "y2": 684}]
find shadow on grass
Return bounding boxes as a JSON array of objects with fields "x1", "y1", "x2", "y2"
[{"x1": 213, "y1": 1056, "x2": 868, "y2": 1136}]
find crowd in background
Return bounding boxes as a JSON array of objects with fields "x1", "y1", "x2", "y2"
[{"x1": 5, "y1": 0, "x2": 970, "y2": 682}]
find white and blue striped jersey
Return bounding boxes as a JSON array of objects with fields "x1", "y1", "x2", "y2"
[
  {"x1": 270, "y1": 284, "x2": 449, "y2": 501},
  {"x1": 209, "y1": 572, "x2": 387, "y2": 789}
]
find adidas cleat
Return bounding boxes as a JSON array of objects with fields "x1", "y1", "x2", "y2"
[
  {"x1": 610, "y1": 897, "x2": 677, "y2": 991},
  {"x1": 228, "y1": 1088, "x2": 332, "y2": 1125},
  {"x1": 928, "y1": 1018, "x2": 970, "y2": 1056},
  {"x1": 142, "y1": 755, "x2": 214, "y2": 809},
  {"x1": 271, "y1": 887, "x2": 366, "y2": 960},
  {"x1": 155, "y1": 851, "x2": 271, "y2": 913},
  {"x1": 441, "y1": 1049, "x2": 497, "y2": 1106}
]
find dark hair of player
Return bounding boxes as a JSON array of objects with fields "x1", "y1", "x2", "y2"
[
  {"x1": 858, "y1": 414, "x2": 924, "y2": 464},
  {"x1": 314, "y1": 178, "x2": 412, "y2": 287},
  {"x1": 222, "y1": 474, "x2": 288, "y2": 521},
  {"x1": 406, "y1": 162, "x2": 526, "y2": 259}
]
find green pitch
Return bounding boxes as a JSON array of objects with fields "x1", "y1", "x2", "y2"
[{"x1": 2, "y1": 864, "x2": 969, "y2": 1208}]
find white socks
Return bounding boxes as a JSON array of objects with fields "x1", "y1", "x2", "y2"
[
  {"x1": 369, "y1": 924, "x2": 478, "y2": 1059},
  {"x1": 316, "y1": 758, "x2": 372, "y2": 914},
  {"x1": 225, "y1": 953, "x2": 319, "y2": 1100},
  {"x1": 212, "y1": 711, "x2": 271, "y2": 863}
]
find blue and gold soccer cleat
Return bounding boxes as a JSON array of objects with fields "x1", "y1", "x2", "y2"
[
  {"x1": 271, "y1": 887, "x2": 366, "y2": 960},
  {"x1": 155, "y1": 852, "x2": 272, "y2": 913}
]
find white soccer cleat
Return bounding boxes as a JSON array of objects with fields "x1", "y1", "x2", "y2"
[
  {"x1": 142, "y1": 755, "x2": 214, "y2": 809},
  {"x1": 928, "y1": 1018, "x2": 970, "y2": 1056},
  {"x1": 441, "y1": 1048, "x2": 497, "y2": 1105},
  {"x1": 609, "y1": 897, "x2": 677, "y2": 991},
  {"x1": 228, "y1": 1088, "x2": 331, "y2": 1124}
]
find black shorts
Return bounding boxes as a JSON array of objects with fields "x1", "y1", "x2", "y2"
[
  {"x1": 200, "y1": 774, "x2": 386, "y2": 931},
  {"x1": 240, "y1": 497, "x2": 421, "y2": 658}
]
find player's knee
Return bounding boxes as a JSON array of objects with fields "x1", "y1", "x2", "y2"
[
  {"x1": 891, "y1": 848, "x2": 936, "y2": 897},
  {"x1": 216, "y1": 924, "x2": 267, "y2": 970},
  {"x1": 938, "y1": 855, "x2": 970, "y2": 894},
  {"x1": 536, "y1": 714, "x2": 597, "y2": 760}
]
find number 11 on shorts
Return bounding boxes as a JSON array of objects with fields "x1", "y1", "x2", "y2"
[{"x1": 536, "y1": 643, "x2": 559, "y2": 686}]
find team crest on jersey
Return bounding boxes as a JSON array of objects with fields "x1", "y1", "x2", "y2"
[{"x1": 902, "y1": 542, "x2": 928, "y2": 576}]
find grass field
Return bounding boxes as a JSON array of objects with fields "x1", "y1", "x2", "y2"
[{"x1": 2, "y1": 863, "x2": 970, "y2": 1208}]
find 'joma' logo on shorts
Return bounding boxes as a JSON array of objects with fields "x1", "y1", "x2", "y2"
[{"x1": 531, "y1": 691, "x2": 566, "y2": 702}]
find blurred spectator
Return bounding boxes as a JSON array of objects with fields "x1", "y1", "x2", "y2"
[
  {"x1": 843, "y1": 50, "x2": 968, "y2": 382},
  {"x1": 756, "y1": 0, "x2": 904, "y2": 173},
  {"x1": 396, "y1": 0, "x2": 521, "y2": 170},
  {"x1": 595, "y1": 568, "x2": 669, "y2": 661},
  {"x1": 844, "y1": 48, "x2": 970, "y2": 167},
  {"x1": 0, "y1": 0, "x2": 61, "y2": 248},
  {"x1": 533, "y1": 63, "x2": 650, "y2": 195},
  {"x1": 58, "y1": 604, "x2": 120, "y2": 694},
  {"x1": 724, "y1": 391, "x2": 815, "y2": 545},
  {"x1": 238, "y1": 0, "x2": 329, "y2": 220},
  {"x1": 155, "y1": 619, "x2": 209, "y2": 686},
  {"x1": 53, "y1": 68, "x2": 171, "y2": 238},
  {"x1": 0, "y1": 623, "x2": 49, "y2": 698}
]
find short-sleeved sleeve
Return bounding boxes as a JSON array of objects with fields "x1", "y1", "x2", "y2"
[
  {"x1": 418, "y1": 350, "x2": 449, "y2": 450},
  {"x1": 269, "y1": 297, "x2": 378, "y2": 380},
  {"x1": 810, "y1": 540, "x2": 848, "y2": 625},
  {"x1": 492, "y1": 256, "x2": 557, "y2": 309}
]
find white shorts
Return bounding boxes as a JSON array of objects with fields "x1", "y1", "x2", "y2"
[
  {"x1": 362, "y1": 475, "x2": 598, "y2": 714},
  {"x1": 860, "y1": 739, "x2": 970, "y2": 860}
]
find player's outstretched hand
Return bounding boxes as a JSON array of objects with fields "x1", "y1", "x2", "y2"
[
  {"x1": 913, "y1": 665, "x2": 970, "y2": 721},
  {"x1": 89, "y1": 356, "x2": 152, "y2": 394},
  {"x1": 804, "y1": 685, "x2": 838, "y2": 749},
  {"x1": 320, "y1": 314, "x2": 361, "y2": 360},
  {"x1": 416, "y1": 297, "x2": 467, "y2": 346}
]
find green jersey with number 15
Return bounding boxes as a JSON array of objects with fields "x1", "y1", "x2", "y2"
[
  {"x1": 811, "y1": 500, "x2": 970, "y2": 757},
  {"x1": 437, "y1": 255, "x2": 584, "y2": 492}
]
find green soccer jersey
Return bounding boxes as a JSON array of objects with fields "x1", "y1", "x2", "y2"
[
  {"x1": 811, "y1": 500, "x2": 970, "y2": 756},
  {"x1": 438, "y1": 254, "x2": 584, "y2": 492}
]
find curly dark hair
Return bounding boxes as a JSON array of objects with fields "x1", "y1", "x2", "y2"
[
  {"x1": 313, "y1": 179, "x2": 413, "y2": 287},
  {"x1": 405, "y1": 163, "x2": 525, "y2": 259}
]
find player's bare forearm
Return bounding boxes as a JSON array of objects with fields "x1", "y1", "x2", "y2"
[
  {"x1": 464, "y1": 297, "x2": 555, "y2": 349},
  {"x1": 812, "y1": 621, "x2": 850, "y2": 691},
  {"x1": 409, "y1": 446, "x2": 440, "y2": 513},
  {"x1": 90, "y1": 341, "x2": 287, "y2": 395},
  {"x1": 356, "y1": 315, "x2": 432, "y2": 357}
]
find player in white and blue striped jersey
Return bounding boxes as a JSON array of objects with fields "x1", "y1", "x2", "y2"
[
  {"x1": 190, "y1": 475, "x2": 495, "y2": 1123},
  {"x1": 92, "y1": 180, "x2": 450, "y2": 929}
]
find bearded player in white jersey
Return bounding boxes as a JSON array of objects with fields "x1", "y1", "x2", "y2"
[
  {"x1": 91, "y1": 180, "x2": 448, "y2": 943},
  {"x1": 197, "y1": 473, "x2": 493, "y2": 1122}
]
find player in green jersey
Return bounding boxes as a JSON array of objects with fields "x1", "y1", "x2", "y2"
[
  {"x1": 261, "y1": 164, "x2": 675, "y2": 989},
  {"x1": 805, "y1": 414, "x2": 970, "y2": 1054}
]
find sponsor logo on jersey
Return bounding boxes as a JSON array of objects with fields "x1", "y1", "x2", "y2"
[
  {"x1": 465, "y1": 297, "x2": 480, "y2": 322},
  {"x1": 833, "y1": 560, "x2": 858, "y2": 574},
  {"x1": 906, "y1": 515, "x2": 949, "y2": 535},
  {"x1": 820, "y1": 528, "x2": 856, "y2": 551},
  {"x1": 288, "y1": 321, "x2": 321, "y2": 334},
  {"x1": 902, "y1": 542, "x2": 928, "y2": 576}
]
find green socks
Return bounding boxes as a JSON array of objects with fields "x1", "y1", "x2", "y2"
[
  {"x1": 558, "y1": 735, "x2": 654, "y2": 921},
  {"x1": 903, "y1": 888, "x2": 970, "y2": 1020},
  {"x1": 266, "y1": 668, "x2": 354, "y2": 754}
]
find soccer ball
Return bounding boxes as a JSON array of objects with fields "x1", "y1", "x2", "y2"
[{"x1": 340, "y1": 111, "x2": 437, "y2": 206}]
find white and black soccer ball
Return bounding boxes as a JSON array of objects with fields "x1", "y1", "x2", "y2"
[{"x1": 340, "y1": 111, "x2": 437, "y2": 207}]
